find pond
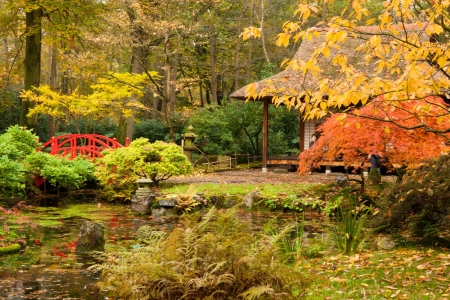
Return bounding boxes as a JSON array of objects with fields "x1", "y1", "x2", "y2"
[{"x1": 0, "y1": 203, "x2": 325, "y2": 299}]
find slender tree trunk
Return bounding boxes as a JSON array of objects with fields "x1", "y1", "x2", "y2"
[
  {"x1": 199, "y1": 79, "x2": 204, "y2": 106},
  {"x1": 20, "y1": 8, "x2": 43, "y2": 132},
  {"x1": 117, "y1": 5, "x2": 151, "y2": 144},
  {"x1": 234, "y1": 5, "x2": 247, "y2": 90},
  {"x1": 209, "y1": 18, "x2": 218, "y2": 105},
  {"x1": 169, "y1": 49, "x2": 178, "y2": 113},
  {"x1": 246, "y1": 0, "x2": 254, "y2": 82},
  {"x1": 48, "y1": 45, "x2": 58, "y2": 138},
  {"x1": 258, "y1": 0, "x2": 270, "y2": 63}
]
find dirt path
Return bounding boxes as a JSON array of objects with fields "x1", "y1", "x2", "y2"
[{"x1": 166, "y1": 168, "x2": 397, "y2": 185}]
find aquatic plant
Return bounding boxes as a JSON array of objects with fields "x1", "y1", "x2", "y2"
[
  {"x1": 264, "y1": 213, "x2": 305, "y2": 264},
  {"x1": 91, "y1": 207, "x2": 307, "y2": 299},
  {"x1": 333, "y1": 201, "x2": 371, "y2": 255}
]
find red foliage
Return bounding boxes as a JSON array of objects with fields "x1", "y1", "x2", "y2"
[{"x1": 298, "y1": 97, "x2": 450, "y2": 174}]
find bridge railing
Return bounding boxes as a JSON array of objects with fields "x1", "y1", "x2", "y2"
[
  {"x1": 35, "y1": 134, "x2": 129, "y2": 187},
  {"x1": 39, "y1": 134, "x2": 129, "y2": 160}
]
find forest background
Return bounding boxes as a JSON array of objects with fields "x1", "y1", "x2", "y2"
[{"x1": 0, "y1": 0, "x2": 326, "y2": 158}]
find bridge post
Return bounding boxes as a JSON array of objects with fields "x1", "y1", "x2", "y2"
[
  {"x1": 51, "y1": 137, "x2": 57, "y2": 155},
  {"x1": 126, "y1": 137, "x2": 130, "y2": 147}
]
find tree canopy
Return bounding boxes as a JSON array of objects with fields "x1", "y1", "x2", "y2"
[
  {"x1": 244, "y1": 0, "x2": 450, "y2": 139},
  {"x1": 298, "y1": 97, "x2": 450, "y2": 174}
]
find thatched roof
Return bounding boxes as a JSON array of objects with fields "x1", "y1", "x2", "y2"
[{"x1": 230, "y1": 24, "x2": 429, "y2": 101}]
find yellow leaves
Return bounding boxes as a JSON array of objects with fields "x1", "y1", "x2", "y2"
[
  {"x1": 322, "y1": 46, "x2": 331, "y2": 58},
  {"x1": 240, "y1": 27, "x2": 261, "y2": 41},
  {"x1": 332, "y1": 54, "x2": 347, "y2": 66},
  {"x1": 426, "y1": 23, "x2": 443, "y2": 36},
  {"x1": 379, "y1": 13, "x2": 392, "y2": 26},
  {"x1": 245, "y1": 83, "x2": 259, "y2": 100},
  {"x1": 436, "y1": 56, "x2": 447, "y2": 68},
  {"x1": 352, "y1": 0, "x2": 368, "y2": 20},
  {"x1": 276, "y1": 32, "x2": 291, "y2": 47},
  {"x1": 384, "y1": 126, "x2": 390, "y2": 134},
  {"x1": 294, "y1": 3, "x2": 317, "y2": 23}
]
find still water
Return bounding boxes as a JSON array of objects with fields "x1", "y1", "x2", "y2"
[{"x1": 0, "y1": 203, "x2": 320, "y2": 299}]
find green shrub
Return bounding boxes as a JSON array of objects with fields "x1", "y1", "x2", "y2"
[
  {"x1": 0, "y1": 125, "x2": 39, "y2": 160},
  {"x1": 0, "y1": 126, "x2": 38, "y2": 197},
  {"x1": 95, "y1": 138, "x2": 192, "y2": 200},
  {"x1": 0, "y1": 155, "x2": 26, "y2": 197},
  {"x1": 24, "y1": 152, "x2": 96, "y2": 190},
  {"x1": 133, "y1": 119, "x2": 169, "y2": 142},
  {"x1": 372, "y1": 154, "x2": 450, "y2": 240},
  {"x1": 368, "y1": 168, "x2": 381, "y2": 184},
  {"x1": 90, "y1": 207, "x2": 307, "y2": 299}
]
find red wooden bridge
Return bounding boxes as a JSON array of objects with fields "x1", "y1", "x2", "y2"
[
  {"x1": 40, "y1": 134, "x2": 129, "y2": 159},
  {"x1": 35, "y1": 134, "x2": 129, "y2": 187}
]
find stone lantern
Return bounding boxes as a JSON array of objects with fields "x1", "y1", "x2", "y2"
[
  {"x1": 182, "y1": 125, "x2": 198, "y2": 163},
  {"x1": 131, "y1": 177, "x2": 155, "y2": 214}
]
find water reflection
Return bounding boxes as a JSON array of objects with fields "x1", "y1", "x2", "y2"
[{"x1": 0, "y1": 204, "x2": 323, "y2": 299}]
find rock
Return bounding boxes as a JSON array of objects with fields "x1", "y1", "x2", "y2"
[
  {"x1": 159, "y1": 199, "x2": 176, "y2": 207},
  {"x1": 375, "y1": 236, "x2": 396, "y2": 250},
  {"x1": 335, "y1": 176, "x2": 348, "y2": 187},
  {"x1": 243, "y1": 191, "x2": 260, "y2": 208},
  {"x1": 131, "y1": 194, "x2": 155, "y2": 214},
  {"x1": 152, "y1": 207, "x2": 178, "y2": 217},
  {"x1": 76, "y1": 221, "x2": 105, "y2": 253}
]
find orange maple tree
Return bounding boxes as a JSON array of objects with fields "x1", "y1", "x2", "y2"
[{"x1": 299, "y1": 97, "x2": 450, "y2": 174}]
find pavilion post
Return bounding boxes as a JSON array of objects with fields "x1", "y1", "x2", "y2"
[
  {"x1": 262, "y1": 98, "x2": 269, "y2": 172},
  {"x1": 299, "y1": 111, "x2": 305, "y2": 153}
]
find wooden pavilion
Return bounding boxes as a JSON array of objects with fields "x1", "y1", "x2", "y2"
[{"x1": 230, "y1": 24, "x2": 430, "y2": 172}]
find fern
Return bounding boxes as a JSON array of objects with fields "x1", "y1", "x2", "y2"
[
  {"x1": 91, "y1": 206, "x2": 308, "y2": 299},
  {"x1": 240, "y1": 285, "x2": 275, "y2": 300}
]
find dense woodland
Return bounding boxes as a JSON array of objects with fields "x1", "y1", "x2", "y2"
[{"x1": 0, "y1": 0, "x2": 304, "y2": 154}]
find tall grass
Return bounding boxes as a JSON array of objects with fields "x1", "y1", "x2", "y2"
[
  {"x1": 333, "y1": 202, "x2": 370, "y2": 255},
  {"x1": 264, "y1": 213, "x2": 305, "y2": 264}
]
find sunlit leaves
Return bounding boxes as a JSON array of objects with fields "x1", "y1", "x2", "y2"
[
  {"x1": 240, "y1": 26, "x2": 261, "y2": 41},
  {"x1": 20, "y1": 73, "x2": 154, "y2": 133},
  {"x1": 240, "y1": 0, "x2": 450, "y2": 137}
]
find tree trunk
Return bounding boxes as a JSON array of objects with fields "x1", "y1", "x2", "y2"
[
  {"x1": 258, "y1": 0, "x2": 270, "y2": 63},
  {"x1": 246, "y1": 0, "x2": 254, "y2": 82},
  {"x1": 169, "y1": 49, "x2": 179, "y2": 113},
  {"x1": 209, "y1": 21, "x2": 218, "y2": 105},
  {"x1": 20, "y1": 8, "x2": 43, "y2": 132},
  {"x1": 117, "y1": 5, "x2": 151, "y2": 145},
  {"x1": 234, "y1": 5, "x2": 247, "y2": 90},
  {"x1": 48, "y1": 45, "x2": 57, "y2": 138}
]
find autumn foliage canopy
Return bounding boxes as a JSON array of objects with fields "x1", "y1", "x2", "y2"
[{"x1": 298, "y1": 97, "x2": 450, "y2": 174}]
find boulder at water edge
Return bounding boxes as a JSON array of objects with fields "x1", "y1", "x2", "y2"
[
  {"x1": 76, "y1": 221, "x2": 105, "y2": 253},
  {"x1": 131, "y1": 194, "x2": 155, "y2": 214}
]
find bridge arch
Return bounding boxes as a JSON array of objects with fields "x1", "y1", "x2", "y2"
[{"x1": 39, "y1": 134, "x2": 129, "y2": 159}]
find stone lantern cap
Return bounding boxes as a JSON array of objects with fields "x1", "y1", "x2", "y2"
[
  {"x1": 182, "y1": 125, "x2": 198, "y2": 138},
  {"x1": 136, "y1": 177, "x2": 153, "y2": 188}
]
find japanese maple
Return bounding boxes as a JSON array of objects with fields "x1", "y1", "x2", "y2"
[{"x1": 298, "y1": 97, "x2": 450, "y2": 174}]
